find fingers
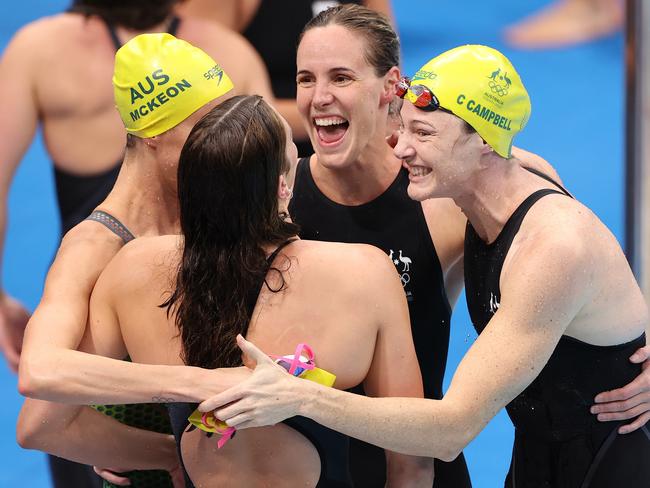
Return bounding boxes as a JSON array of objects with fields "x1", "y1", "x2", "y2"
[
  {"x1": 93, "y1": 467, "x2": 131, "y2": 486},
  {"x1": 236, "y1": 335, "x2": 274, "y2": 366},
  {"x1": 199, "y1": 386, "x2": 244, "y2": 413},
  {"x1": 594, "y1": 403, "x2": 649, "y2": 422},
  {"x1": 594, "y1": 377, "x2": 645, "y2": 404},
  {"x1": 214, "y1": 400, "x2": 251, "y2": 423},
  {"x1": 592, "y1": 391, "x2": 650, "y2": 415},
  {"x1": 619, "y1": 411, "x2": 650, "y2": 434},
  {"x1": 630, "y1": 345, "x2": 650, "y2": 364}
]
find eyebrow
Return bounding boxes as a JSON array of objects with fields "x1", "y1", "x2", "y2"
[
  {"x1": 409, "y1": 118, "x2": 436, "y2": 130},
  {"x1": 296, "y1": 67, "x2": 357, "y2": 77}
]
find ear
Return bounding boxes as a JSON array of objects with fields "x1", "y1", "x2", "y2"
[
  {"x1": 278, "y1": 174, "x2": 293, "y2": 201},
  {"x1": 381, "y1": 66, "x2": 401, "y2": 107}
]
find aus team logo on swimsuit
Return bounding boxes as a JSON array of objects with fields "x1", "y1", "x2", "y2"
[
  {"x1": 388, "y1": 249, "x2": 414, "y2": 302},
  {"x1": 487, "y1": 68, "x2": 511, "y2": 97}
]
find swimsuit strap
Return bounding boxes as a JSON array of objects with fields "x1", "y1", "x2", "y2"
[
  {"x1": 103, "y1": 15, "x2": 182, "y2": 51},
  {"x1": 103, "y1": 19, "x2": 122, "y2": 51},
  {"x1": 167, "y1": 15, "x2": 181, "y2": 36},
  {"x1": 85, "y1": 210, "x2": 136, "y2": 243},
  {"x1": 244, "y1": 238, "x2": 298, "y2": 320},
  {"x1": 523, "y1": 166, "x2": 572, "y2": 197}
]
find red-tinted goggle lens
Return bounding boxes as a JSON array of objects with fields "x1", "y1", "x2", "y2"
[{"x1": 396, "y1": 77, "x2": 440, "y2": 112}]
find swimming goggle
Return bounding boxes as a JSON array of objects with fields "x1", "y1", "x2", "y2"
[{"x1": 396, "y1": 77, "x2": 442, "y2": 112}]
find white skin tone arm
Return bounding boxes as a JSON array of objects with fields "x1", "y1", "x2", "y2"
[
  {"x1": 201, "y1": 229, "x2": 591, "y2": 461},
  {"x1": 0, "y1": 24, "x2": 40, "y2": 371},
  {"x1": 17, "y1": 399, "x2": 178, "y2": 473},
  {"x1": 18, "y1": 226, "x2": 247, "y2": 405}
]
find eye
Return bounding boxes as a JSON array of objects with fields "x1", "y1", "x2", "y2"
[
  {"x1": 416, "y1": 129, "x2": 431, "y2": 137},
  {"x1": 296, "y1": 74, "x2": 315, "y2": 87},
  {"x1": 332, "y1": 74, "x2": 352, "y2": 85}
]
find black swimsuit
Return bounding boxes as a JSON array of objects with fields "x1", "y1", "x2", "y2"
[
  {"x1": 166, "y1": 240, "x2": 352, "y2": 488},
  {"x1": 464, "y1": 169, "x2": 650, "y2": 487},
  {"x1": 289, "y1": 158, "x2": 472, "y2": 488}
]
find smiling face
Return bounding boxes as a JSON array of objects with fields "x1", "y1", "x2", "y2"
[
  {"x1": 296, "y1": 25, "x2": 397, "y2": 169},
  {"x1": 394, "y1": 102, "x2": 484, "y2": 201}
]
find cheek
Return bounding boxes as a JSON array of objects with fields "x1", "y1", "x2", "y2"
[{"x1": 296, "y1": 88, "x2": 311, "y2": 115}]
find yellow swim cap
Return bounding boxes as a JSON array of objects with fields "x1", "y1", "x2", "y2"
[
  {"x1": 408, "y1": 45, "x2": 530, "y2": 158},
  {"x1": 113, "y1": 33, "x2": 234, "y2": 138}
]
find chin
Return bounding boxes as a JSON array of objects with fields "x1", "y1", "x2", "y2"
[{"x1": 407, "y1": 183, "x2": 433, "y2": 202}]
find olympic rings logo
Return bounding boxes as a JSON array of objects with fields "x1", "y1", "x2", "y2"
[
  {"x1": 400, "y1": 273, "x2": 411, "y2": 287},
  {"x1": 488, "y1": 80, "x2": 508, "y2": 97}
]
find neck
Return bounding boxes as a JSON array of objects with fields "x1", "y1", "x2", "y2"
[
  {"x1": 98, "y1": 151, "x2": 180, "y2": 236},
  {"x1": 454, "y1": 157, "x2": 547, "y2": 243},
  {"x1": 311, "y1": 132, "x2": 401, "y2": 206}
]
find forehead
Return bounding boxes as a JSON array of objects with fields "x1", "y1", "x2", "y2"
[
  {"x1": 297, "y1": 25, "x2": 370, "y2": 72},
  {"x1": 400, "y1": 101, "x2": 462, "y2": 129}
]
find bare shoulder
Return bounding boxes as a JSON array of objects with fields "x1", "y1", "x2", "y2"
[
  {"x1": 56, "y1": 222, "x2": 125, "y2": 268},
  {"x1": 105, "y1": 235, "x2": 180, "y2": 284},
  {"x1": 295, "y1": 240, "x2": 395, "y2": 284},
  {"x1": 512, "y1": 147, "x2": 563, "y2": 185},
  {"x1": 514, "y1": 195, "x2": 605, "y2": 267},
  {"x1": 5, "y1": 14, "x2": 87, "y2": 52}
]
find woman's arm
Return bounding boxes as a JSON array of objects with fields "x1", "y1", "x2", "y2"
[
  {"x1": 18, "y1": 230, "x2": 246, "y2": 405},
  {"x1": 202, "y1": 229, "x2": 591, "y2": 460},
  {"x1": 17, "y1": 399, "x2": 178, "y2": 472}
]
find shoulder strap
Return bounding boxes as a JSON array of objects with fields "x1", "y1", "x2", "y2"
[
  {"x1": 101, "y1": 19, "x2": 122, "y2": 51},
  {"x1": 103, "y1": 15, "x2": 182, "y2": 52},
  {"x1": 85, "y1": 210, "x2": 136, "y2": 243},
  {"x1": 523, "y1": 166, "x2": 572, "y2": 197},
  {"x1": 167, "y1": 16, "x2": 181, "y2": 36},
  {"x1": 244, "y1": 239, "x2": 297, "y2": 321}
]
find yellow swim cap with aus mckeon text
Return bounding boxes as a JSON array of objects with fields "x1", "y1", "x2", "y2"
[
  {"x1": 113, "y1": 33, "x2": 234, "y2": 138},
  {"x1": 408, "y1": 45, "x2": 531, "y2": 158}
]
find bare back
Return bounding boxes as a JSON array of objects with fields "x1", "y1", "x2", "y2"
[{"x1": 87, "y1": 236, "x2": 423, "y2": 485}]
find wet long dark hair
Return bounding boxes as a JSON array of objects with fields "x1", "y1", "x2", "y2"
[
  {"x1": 163, "y1": 96, "x2": 299, "y2": 369},
  {"x1": 69, "y1": 0, "x2": 179, "y2": 30}
]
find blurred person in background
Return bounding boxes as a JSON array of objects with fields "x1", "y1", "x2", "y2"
[
  {"x1": 504, "y1": 0, "x2": 623, "y2": 49},
  {"x1": 0, "y1": 0, "x2": 277, "y2": 374}
]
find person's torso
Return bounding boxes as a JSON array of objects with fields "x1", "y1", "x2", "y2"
[
  {"x1": 290, "y1": 157, "x2": 451, "y2": 400},
  {"x1": 463, "y1": 180, "x2": 649, "y2": 486}
]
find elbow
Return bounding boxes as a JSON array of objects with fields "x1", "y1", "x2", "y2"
[
  {"x1": 18, "y1": 354, "x2": 55, "y2": 400},
  {"x1": 16, "y1": 405, "x2": 46, "y2": 450},
  {"x1": 437, "y1": 443, "x2": 463, "y2": 463},
  {"x1": 432, "y1": 422, "x2": 474, "y2": 462}
]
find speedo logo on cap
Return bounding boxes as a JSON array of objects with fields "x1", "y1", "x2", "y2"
[
  {"x1": 456, "y1": 95, "x2": 512, "y2": 131},
  {"x1": 129, "y1": 69, "x2": 193, "y2": 122},
  {"x1": 412, "y1": 69, "x2": 437, "y2": 81}
]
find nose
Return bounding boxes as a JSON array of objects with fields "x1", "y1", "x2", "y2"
[
  {"x1": 393, "y1": 131, "x2": 415, "y2": 162},
  {"x1": 312, "y1": 80, "x2": 334, "y2": 109}
]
